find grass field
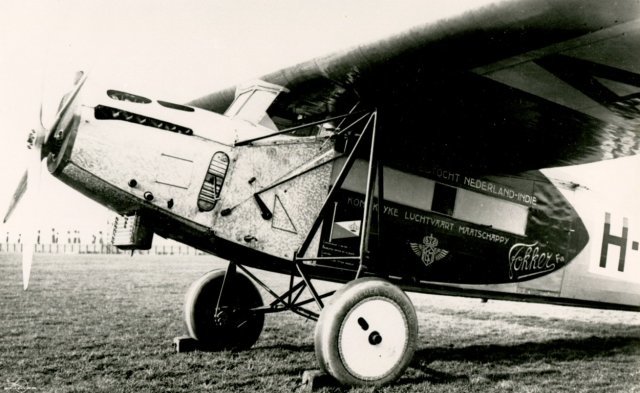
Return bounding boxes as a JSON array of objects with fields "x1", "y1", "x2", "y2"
[{"x1": 1, "y1": 253, "x2": 639, "y2": 392}]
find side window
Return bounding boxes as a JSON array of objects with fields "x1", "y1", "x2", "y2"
[
  {"x1": 453, "y1": 189, "x2": 528, "y2": 235},
  {"x1": 431, "y1": 183, "x2": 457, "y2": 216}
]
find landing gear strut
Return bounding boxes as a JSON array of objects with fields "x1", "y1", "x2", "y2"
[
  {"x1": 182, "y1": 263, "x2": 418, "y2": 386},
  {"x1": 181, "y1": 108, "x2": 418, "y2": 385}
]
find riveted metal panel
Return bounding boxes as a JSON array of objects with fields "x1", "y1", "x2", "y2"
[{"x1": 212, "y1": 140, "x2": 334, "y2": 260}]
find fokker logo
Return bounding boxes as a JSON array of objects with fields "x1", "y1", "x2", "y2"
[{"x1": 410, "y1": 234, "x2": 449, "y2": 267}]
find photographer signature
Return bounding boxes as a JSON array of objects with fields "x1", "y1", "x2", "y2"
[{"x1": 4, "y1": 379, "x2": 36, "y2": 392}]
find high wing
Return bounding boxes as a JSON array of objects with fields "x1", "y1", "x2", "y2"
[{"x1": 189, "y1": 0, "x2": 640, "y2": 176}]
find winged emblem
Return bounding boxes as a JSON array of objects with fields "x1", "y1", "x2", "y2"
[{"x1": 410, "y1": 234, "x2": 449, "y2": 267}]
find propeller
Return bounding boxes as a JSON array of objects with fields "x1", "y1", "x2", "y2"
[
  {"x1": 3, "y1": 71, "x2": 87, "y2": 290},
  {"x1": 3, "y1": 121, "x2": 46, "y2": 291}
]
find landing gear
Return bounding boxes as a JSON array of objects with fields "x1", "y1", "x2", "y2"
[
  {"x1": 314, "y1": 277, "x2": 418, "y2": 386},
  {"x1": 184, "y1": 268, "x2": 264, "y2": 350},
  {"x1": 182, "y1": 264, "x2": 417, "y2": 386}
]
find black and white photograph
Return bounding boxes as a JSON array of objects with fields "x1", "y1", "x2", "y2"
[{"x1": 1, "y1": 1, "x2": 639, "y2": 391}]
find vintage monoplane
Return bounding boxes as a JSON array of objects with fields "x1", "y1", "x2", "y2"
[{"x1": 5, "y1": 0, "x2": 640, "y2": 386}]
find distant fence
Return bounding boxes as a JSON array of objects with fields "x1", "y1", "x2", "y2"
[{"x1": 0, "y1": 243, "x2": 207, "y2": 256}]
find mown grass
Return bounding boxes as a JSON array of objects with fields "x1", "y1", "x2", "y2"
[{"x1": 1, "y1": 253, "x2": 639, "y2": 392}]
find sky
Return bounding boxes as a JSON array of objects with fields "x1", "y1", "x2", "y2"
[{"x1": 0, "y1": 0, "x2": 494, "y2": 240}]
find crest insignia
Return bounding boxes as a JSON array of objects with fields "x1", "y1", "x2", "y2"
[{"x1": 410, "y1": 234, "x2": 449, "y2": 267}]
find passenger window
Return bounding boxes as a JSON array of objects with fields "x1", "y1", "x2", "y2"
[
  {"x1": 453, "y1": 189, "x2": 528, "y2": 235},
  {"x1": 431, "y1": 183, "x2": 457, "y2": 216}
]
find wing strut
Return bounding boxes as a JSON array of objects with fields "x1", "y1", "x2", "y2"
[
  {"x1": 205, "y1": 111, "x2": 383, "y2": 320},
  {"x1": 295, "y1": 110, "x2": 383, "y2": 280}
]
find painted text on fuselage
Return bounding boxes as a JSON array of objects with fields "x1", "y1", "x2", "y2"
[{"x1": 508, "y1": 242, "x2": 564, "y2": 280}]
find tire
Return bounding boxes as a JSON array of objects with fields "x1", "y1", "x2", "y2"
[
  {"x1": 184, "y1": 269, "x2": 264, "y2": 350},
  {"x1": 314, "y1": 277, "x2": 418, "y2": 386}
]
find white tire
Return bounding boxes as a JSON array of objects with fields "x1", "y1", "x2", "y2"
[{"x1": 314, "y1": 277, "x2": 418, "y2": 386}]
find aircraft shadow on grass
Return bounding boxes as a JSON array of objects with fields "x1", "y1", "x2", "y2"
[
  {"x1": 251, "y1": 335, "x2": 639, "y2": 385},
  {"x1": 404, "y1": 335, "x2": 640, "y2": 385}
]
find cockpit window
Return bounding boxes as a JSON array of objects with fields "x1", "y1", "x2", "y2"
[
  {"x1": 224, "y1": 80, "x2": 290, "y2": 137},
  {"x1": 225, "y1": 89, "x2": 280, "y2": 126},
  {"x1": 225, "y1": 90, "x2": 251, "y2": 117},
  {"x1": 225, "y1": 79, "x2": 358, "y2": 143},
  {"x1": 266, "y1": 77, "x2": 360, "y2": 137}
]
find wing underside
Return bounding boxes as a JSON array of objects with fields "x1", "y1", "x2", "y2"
[{"x1": 189, "y1": 0, "x2": 640, "y2": 175}]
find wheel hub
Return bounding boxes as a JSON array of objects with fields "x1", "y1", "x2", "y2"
[
  {"x1": 339, "y1": 298, "x2": 409, "y2": 380},
  {"x1": 368, "y1": 331, "x2": 382, "y2": 346}
]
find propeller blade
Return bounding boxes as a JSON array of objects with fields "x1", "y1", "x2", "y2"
[
  {"x1": 3, "y1": 170, "x2": 28, "y2": 224},
  {"x1": 21, "y1": 225, "x2": 36, "y2": 291},
  {"x1": 5, "y1": 72, "x2": 86, "y2": 290},
  {"x1": 3, "y1": 128, "x2": 45, "y2": 228},
  {"x1": 39, "y1": 98, "x2": 45, "y2": 132},
  {"x1": 21, "y1": 150, "x2": 42, "y2": 290},
  {"x1": 4, "y1": 126, "x2": 45, "y2": 289}
]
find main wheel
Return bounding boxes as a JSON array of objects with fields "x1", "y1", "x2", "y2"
[
  {"x1": 314, "y1": 277, "x2": 418, "y2": 386},
  {"x1": 184, "y1": 268, "x2": 264, "y2": 350}
]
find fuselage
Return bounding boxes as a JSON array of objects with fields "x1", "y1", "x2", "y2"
[{"x1": 48, "y1": 78, "x2": 640, "y2": 312}]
